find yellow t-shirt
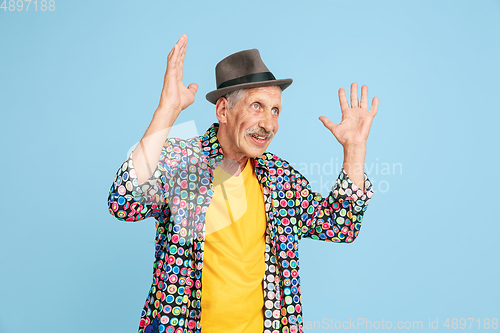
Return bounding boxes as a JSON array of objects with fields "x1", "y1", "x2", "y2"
[{"x1": 200, "y1": 159, "x2": 266, "y2": 332}]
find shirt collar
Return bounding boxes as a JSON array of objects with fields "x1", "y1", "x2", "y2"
[
  {"x1": 200, "y1": 123, "x2": 269, "y2": 171},
  {"x1": 201, "y1": 123, "x2": 223, "y2": 158}
]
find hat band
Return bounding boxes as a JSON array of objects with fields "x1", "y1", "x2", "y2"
[{"x1": 217, "y1": 72, "x2": 276, "y2": 89}]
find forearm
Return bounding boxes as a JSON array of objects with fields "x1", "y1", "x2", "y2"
[
  {"x1": 342, "y1": 144, "x2": 366, "y2": 191},
  {"x1": 132, "y1": 108, "x2": 179, "y2": 184},
  {"x1": 298, "y1": 167, "x2": 373, "y2": 242}
]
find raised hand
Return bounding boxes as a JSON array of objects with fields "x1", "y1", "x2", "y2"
[
  {"x1": 158, "y1": 34, "x2": 198, "y2": 114},
  {"x1": 319, "y1": 83, "x2": 378, "y2": 149},
  {"x1": 132, "y1": 35, "x2": 198, "y2": 184},
  {"x1": 318, "y1": 83, "x2": 378, "y2": 191}
]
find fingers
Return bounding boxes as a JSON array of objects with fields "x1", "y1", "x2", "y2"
[
  {"x1": 167, "y1": 35, "x2": 185, "y2": 63},
  {"x1": 369, "y1": 96, "x2": 379, "y2": 116},
  {"x1": 167, "y1": 46, "x2": 174, "y2": 62},
  {"x1": 167, "y1": 43, "x2": 179, "y2": 72},
  {"x1": 318, "y1": 116, "x2": 338, "y2": 134},
  {"x1": 342, "y1": 83, "x2": 376, "y2": 114},
  {"x1": 338, "y1": 88, "x2": 349, "y2": 111},
  {"x1": 165, "y1": 35, "x2": 187, "y2": 83},
  {"x1": 350, "y1": 82, "x2": 358, "y2": 108},
  {"x1": 167, "y1": 36, "x2": 180, "y2": 61},
  {"x1": 360, "y1": 85, "x2": 368, "y2": 110},
  {"x1": 178, "y1": 35, "x2": 188, "y2": 83}
]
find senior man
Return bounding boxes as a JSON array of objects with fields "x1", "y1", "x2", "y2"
[{"x1": 107, "y1": 34, "x2": 378, "y2": 333}]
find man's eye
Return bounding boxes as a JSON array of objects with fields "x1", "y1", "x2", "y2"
[
  {"x1": 272, "y1": 109, "x2": 279, "y2": 114},
  {"x1": 252, "y1": 104, "x2": 259, "y2": 109}
]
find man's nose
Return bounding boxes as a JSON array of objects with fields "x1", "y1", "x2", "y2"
[{"x1": 258, "y1": 112, "x2": 274, "y2": 132}]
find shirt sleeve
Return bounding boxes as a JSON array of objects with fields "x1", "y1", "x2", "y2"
[
  {"x1": 107, "y1": 152, "x2": 168, "y2": 222},
  {"x1": 297, "y1": 168, "x2": 374, "y2": 242}
]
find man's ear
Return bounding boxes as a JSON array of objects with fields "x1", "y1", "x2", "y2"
[{"x1": 216, "y1": 97, "x2": 229, "y2": 124}]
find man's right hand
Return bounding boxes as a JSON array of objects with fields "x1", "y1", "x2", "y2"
[
  {"x1": 132, "y1": 34, "x2": 197, "y2": 184},
  {"x1": 157, "y1": 34, "x2": 198, "y2": 115}
]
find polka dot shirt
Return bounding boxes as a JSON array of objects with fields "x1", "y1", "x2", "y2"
[{"x1": 107, "y1": 123, "x2": 374, "y2": 333}]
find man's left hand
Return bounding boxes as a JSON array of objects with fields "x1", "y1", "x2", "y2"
[
  {"x1": 319, "y1": 83, "x2": 378, "y2": 191},
  {"x1": 319, "y1": 82, "x2": 378, "y2": 149}
]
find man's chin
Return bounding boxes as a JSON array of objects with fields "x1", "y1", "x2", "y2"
[{"x1": 246, "y1": 145, "x2": 270, "y2": 158}]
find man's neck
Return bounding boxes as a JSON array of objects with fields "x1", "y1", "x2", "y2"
[{"x1": 218, "y1": 156, "x2": 248, "y2": 177}]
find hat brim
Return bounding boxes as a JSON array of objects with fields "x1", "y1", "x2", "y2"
[{"x1": 205, "y1": 78, "x2": 293, "y2": 104}]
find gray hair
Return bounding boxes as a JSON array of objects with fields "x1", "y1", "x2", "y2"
[{"x1": 224, "y1": 89, "x2": 248, "y2": 110}]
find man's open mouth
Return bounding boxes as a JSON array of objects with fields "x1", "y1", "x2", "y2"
[{"x1": 249, "y1": 133, "x2": 267, "y2": 141}]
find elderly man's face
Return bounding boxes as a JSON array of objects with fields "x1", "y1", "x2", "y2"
[{"x1": 222, "y1": 86, "x2": 282, "y2": 159}]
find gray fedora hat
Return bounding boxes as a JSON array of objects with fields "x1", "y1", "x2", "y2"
[{"x1": 206, "y1": 49, "x2": 293, "y2": 104}]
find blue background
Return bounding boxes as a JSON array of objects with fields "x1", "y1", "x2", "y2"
[{"x1": 1, "y1": 0, "x2": 499, "y2": 332}]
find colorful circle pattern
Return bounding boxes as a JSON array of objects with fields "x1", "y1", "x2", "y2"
[{"x1": 107, "y1": 124, "x2": 373, "y2": 333}]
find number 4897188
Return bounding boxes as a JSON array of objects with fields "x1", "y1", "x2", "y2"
[{"x1": 1, "y1": 0, "x2": 55, "y2": 11}]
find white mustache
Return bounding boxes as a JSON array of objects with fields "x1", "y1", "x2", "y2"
[{"x1": 244, "y1": 127, "x2": 275, "y2": 140}]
